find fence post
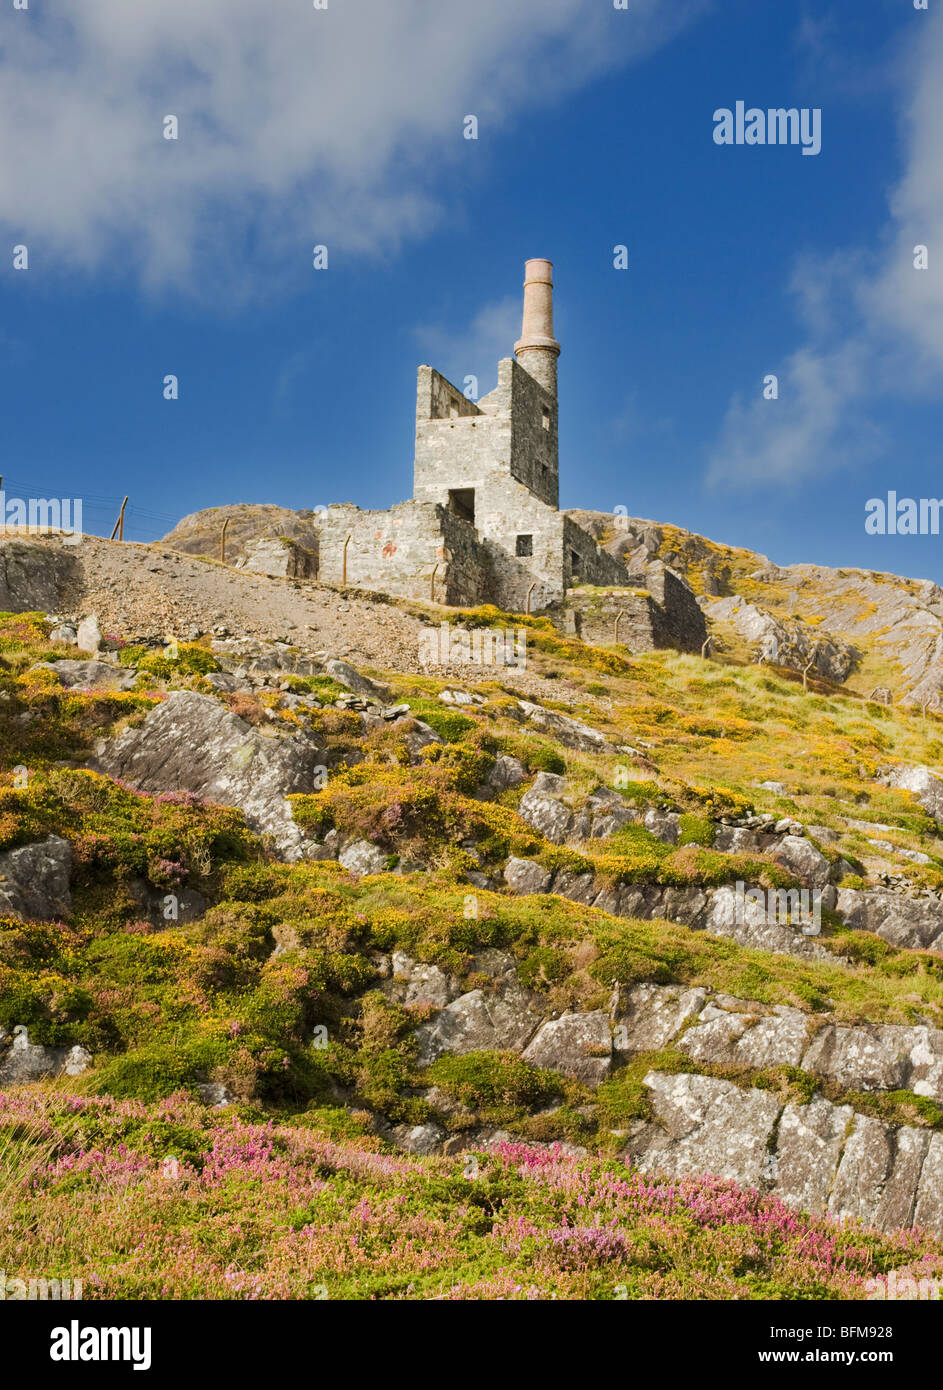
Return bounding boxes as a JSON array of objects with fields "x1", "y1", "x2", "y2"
[
  {"x1": 109, "y1": 496, "x2": 129, "y2": 542},
  {"x1": 220, "y1": 516, "x2": 230, "y2": 564}
]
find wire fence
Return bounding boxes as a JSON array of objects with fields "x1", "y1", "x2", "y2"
[{"x1": 0, "y1": 473, "x2": 179, "y2": 542}]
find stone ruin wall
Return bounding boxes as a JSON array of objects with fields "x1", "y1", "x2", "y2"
[{"x1": 316, "y1": 500, "x2": 486, "y2": 608}]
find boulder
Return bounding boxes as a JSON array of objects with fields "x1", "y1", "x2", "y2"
[
  {"x1": 0, "y1": 836, "x2": 72, "y2": 920},
  {"x1": 629, "y1": 1072, "x2": 781, "y2": 1188},
  {"x1": 517, "y1": 772, "x2": 573, "y2": 844},
  {"x1": 880, "y1": 764, "x2": 943, "y2": 822},
  {"x1": 390, "y1": 1121, "x2": 446, "y2": 1156},
  {"x1": 503, "y1": 858, "x2": 552, "y2": 895},
  {"x1": 769, "y1": 835, "x2": 832, "y2": 889},
  {"x1": 338, "y1": 839, "x2": 389, "y2": 876},
  {"x1": 485, "y1": 754, "x2": 526, "y2": 792},
  {"x1": 836, "y1": 887, "x2": 943, "y2": 952},
  {"x1": 324, "y1": 659, "x2": 389, "y2": 701},
  {"x1": 515, "y1": 699, "x2": 612, "y2": 753},
  {"x1": 76, "y1": 615, "x2": 102, "y2": 654},
  {"x1": 0, "y1": 1034, "x2": 90, "y2": 1085},
  {"x1": 33, "y1": 659, "x2": 137, "y2": 692},
  {"x1": 522, "y1": 1011, "x2": 612, "y2": 1084},
  {"x1": 87, "y1": 690, "x2": 326, "y2": 859}
]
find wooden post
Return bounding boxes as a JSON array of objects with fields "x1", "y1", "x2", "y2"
[
  {"x1": 219, "y1": 516, "x2": 230, "y2": 564},
  {"x1": 342, "y1": 534, "x2": 351, "y2": 588},
  {"x1": 430, "y1": 563, "x2": 440, "y2": 601},
  {"x1": 614, "y1": 610, "x2": 626, "y2": 645},
  {"x1": 109, "y1": 496, "x2": 129, "y2": 542},
  {"x1": 525, "y1": 581, "x2": 537, "y2": 615},
  {"x1": 701, "y1": 636, "x2": 712, "y2": 659}
]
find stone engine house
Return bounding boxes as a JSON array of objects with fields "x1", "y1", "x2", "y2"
[
  {"x1": 317, "y1": 259, "x2": 627, "y2": 612},
  {"x1": 313, "y1": 259, "x2": 705, "y2": 654}
]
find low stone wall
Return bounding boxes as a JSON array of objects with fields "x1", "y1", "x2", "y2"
[
  {"x1": 316, "y1": 500, "x2": 485, "y2": 607},
  {"x1": 559, "y1": 562, "x2": 707, "y2": 653}
]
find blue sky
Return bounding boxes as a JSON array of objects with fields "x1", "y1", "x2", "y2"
[{"x1": 2, "y1": 0, "x2": 942, "y2": 581}]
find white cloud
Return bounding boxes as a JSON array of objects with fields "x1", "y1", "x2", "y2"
[
  {"x1": 413, "y1": 295, "x2": 522, "y2": 391},
  {"x1": 0, "y1": 0, "x2": 708, "y2": 296},
  {"x1": 708, "y1": 9, "x2": 943, "y2": 489}
]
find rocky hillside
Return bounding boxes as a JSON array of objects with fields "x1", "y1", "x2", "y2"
[
  {"x1": 570, "y1": 510, "x2": 943, "y2": 703},
  {"x1": 160, "y1": 504, "x2": 323, "y2": 566},
  {"x1": 6, "y1": 533, "x2": 943, "y2": 1298}
]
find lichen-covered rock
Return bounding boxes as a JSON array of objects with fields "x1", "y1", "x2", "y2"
[
  {"x1": 515, "y1": 700, "x2": 613, "y2": 752},
  {"x1": 769, "y1": 834, "x2": 833, "y2": 889},
  {"x1": 517, "y1": 773, "x2": 572, "y2": 844},
  {"x1": 0, "y1": 1036, "x2": 90, "y2": 1085},
  {"x1": 338, "y1": 839, "x2": 389, "y2": 876},
  {"x1": 324, "y1": 659, "x2": 389, "y2": 701},
  {"x1": 880, "y1": 763, "x2": 943, "y2": 822},
  {"x1": 801, "y1": 1024, "x2": 911, "y2": 1094},
  {"x1": 613, "y1": 983, "x2": 708, "y2": 1053},
  {"x1": 629, "y1": 1073, "x2": 781, "y2": 1188},
  {"x1": 773, "y1": 1098, "x2": 854, "y2": 1215},
  {"x1": 836, "y1": 886, "x2": 943, "y2": 952},
  {"x1": 33, "y1": 659, "x2": 138, "y2": 692},
  {"x1": 680, "y1": 1002, "x2": 809, "y2": 1070},
  {"x1": 503, "y1": 858, "x2": 552, "y2": 895},
  {"x1": 485, "y1": 754, "x2": 526, "y2": 792},
  {"x1": 0, "y1": 835, "x2": 72, "y2": 920},
  {"x1": 0, "y1": 539, "x2": 81, "y2": 613},
  {"x1": 828, "y1": 1117, "x2": 931, "y2": 1233},
  {"x1": 87, "y1": 690, "x2": 325, "y2": 859},
  {"x1": 414, "y1": 955, "x2": 543, "y2": 1065},
  {"x1": 390, "y1": 1121, "x2": 447, "y2": 1156},
  {"x1": 522, "y1": 1011, "x2": 612, "y2": 1084},
  {"x1": 386, "y1": 951, "x2": 458, "y2": 1009}
]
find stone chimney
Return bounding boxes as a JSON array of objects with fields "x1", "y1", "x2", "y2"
[{"x1": 514, "y1": 258, "x2": 560, "y2": 398}]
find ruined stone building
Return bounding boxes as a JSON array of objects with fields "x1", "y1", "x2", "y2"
[
  {"x1": 318, "y1": 259, "x2": 626, "y2": 612},
  {"x1": 312, "y1": 259, "x2": 705, "y2": 652}
]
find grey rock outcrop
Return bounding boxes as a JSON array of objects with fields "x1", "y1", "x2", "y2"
[
  {"x1": 0, "y1": 836, "x2": 72, "y2": 920},
  {"x1": 514, "y1": 700, "x2": 614, "y2": 753},
  {"x1": 880, "y1": 764, "x2": 943, "y2": 822},
  {"x1": 0, "y1": 1035, "x2": 91, "y2": 1085},
  {"x1": 522, "y1": 1011, "x2": 612, "y2": 1084},
  {"x1": 338, "y1": 839, "x2": 389, "y2": 876},
  {"x1": 626, "y1": 1070, "x2": 943, "y2": 1237},
  {"x1": 414, "y1": 950, "x2": 543, "y2": 1065},
  {"x1": 0, "y1": 539, "x2": 81, "y2": 614},
  {"x1": 836, "y1": 887, "x2": 943, "y2": 952},
  {"x1": 33, "y1": 659, "x2": 137, "y2": 692},
  {"x1": 87, "y1": 690, "x2": 326, "y2": 859}
]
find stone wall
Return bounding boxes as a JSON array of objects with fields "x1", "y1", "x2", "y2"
[
  {"x1": 556, "y1": 562, "x2": 707, "y2": 653},
  {"x1": 316, "y1": 500, "x2": 485, "y2": 607},
  {"x1": 236, "y1": 535, "x2": 317, "y2": 580}
]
